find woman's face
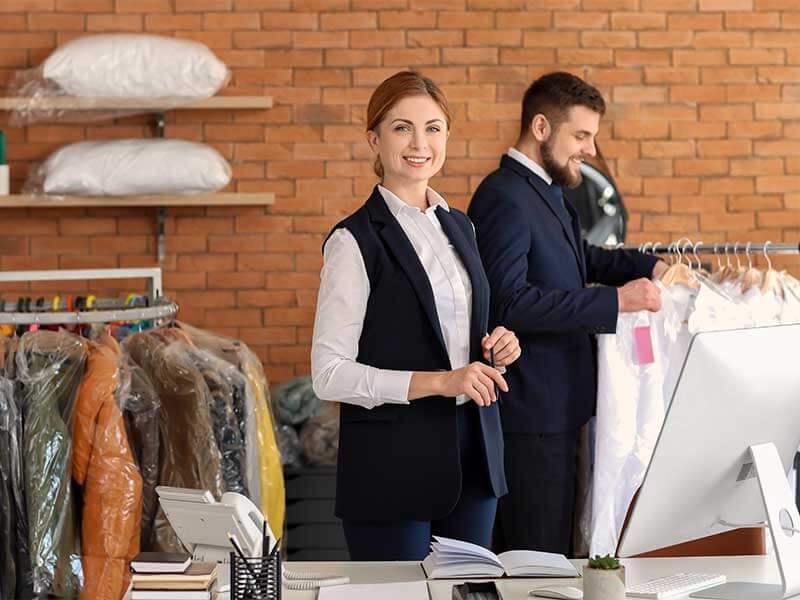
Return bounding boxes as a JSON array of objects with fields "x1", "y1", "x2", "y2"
[{"x1": 367, "y1": 94, "x2": 449, "y2": 186}]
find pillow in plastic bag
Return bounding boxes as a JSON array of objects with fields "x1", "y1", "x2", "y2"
[
  {"x1": 39, "y1": 139, "x2": 231, "y2": 196},
  {"x1": 42, "y1": 34, "x2": 229, "y2": 98}
]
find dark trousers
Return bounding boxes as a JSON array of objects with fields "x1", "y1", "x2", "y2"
[
  {"x1": 494, "y1": 428, "x2": 581, "y2": 555},
  {"x1": 343, "y1": 402, "x2": 498, "y2": 561}
]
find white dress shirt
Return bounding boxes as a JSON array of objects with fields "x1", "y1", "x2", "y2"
[
  {"x1": 311, "y1": 185, "x2": 474, "y2": 409},
  {"x1": 507, "y1": 146, "x2": 552, "y2": 184}
]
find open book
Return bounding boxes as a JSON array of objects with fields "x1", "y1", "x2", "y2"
[{"x1": 422, "y1": 536, "x2": 579, "y2": 579}]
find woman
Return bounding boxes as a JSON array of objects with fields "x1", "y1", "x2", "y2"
[{"x1": 311, "y1": 71, "x2": 521, "y2": 561}]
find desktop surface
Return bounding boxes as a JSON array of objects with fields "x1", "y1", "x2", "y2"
[{"x1": 279, "y1": 555, "x2": 783, "y2": 600}]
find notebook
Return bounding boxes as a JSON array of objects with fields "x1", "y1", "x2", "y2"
[
  {"x1": 422, "y1": 536, "x2": 579, "y2": 579},
  {"x1": 131, "y1": 562, "x2": 217, "y2": 591},
  {"x1": 130, "y1": 552, "x2": 192, "y2": 574}
]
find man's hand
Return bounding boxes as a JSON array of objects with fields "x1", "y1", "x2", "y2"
[
  {"x1": 618, "y1": 278, "x2": 662, "y2": 313},
  {"x1": 651, "y1": 260, "x2": 669, "y2": 280}
]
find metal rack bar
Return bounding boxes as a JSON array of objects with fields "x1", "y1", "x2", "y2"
[
  {"x1": 0, "y1": 300, "x2": 177, "y2": 325},
  {"x1": 619, "y1": 242, "x2": 800, "y2": 255},
  {"x1": 0, "y1": 267, "x2": 163, "y2": 300}
]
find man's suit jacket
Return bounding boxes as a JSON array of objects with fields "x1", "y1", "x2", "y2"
[{"x1": 468, "y1": 155, "x2": 658, "y2": 434}]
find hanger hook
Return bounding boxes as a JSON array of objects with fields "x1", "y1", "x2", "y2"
[
  {"x1": 713, "y1": 243, "x2": 722, "y2": 270},
  {"x1": 682, "y1": 240, "x2": 694, "y2": 268},
  {"x1": 746, "y1": 242, "x2": 753, "y2": 270},
  {"x1": 733, "y1": 242, "x2": 742, "y2": 270},
  {"x1": 764, "y1": 241, "x2": 773, "y2": 271},
  {"x1": 724, "y1": 243, "x2": 732, "y2": 269},
  {"x1": 692, "y1": 241, "x2": 703, "y2": 270},
  {"x1": 642, "y1": 242, "x2": 653, "y2": 255},
  {"x1": 652, "y1": 242, "x2": 662, "y2": 257}
]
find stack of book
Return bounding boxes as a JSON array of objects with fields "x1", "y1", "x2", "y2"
[{"x1": 130, "y1": 552, "x2": 218, "y2": 600}]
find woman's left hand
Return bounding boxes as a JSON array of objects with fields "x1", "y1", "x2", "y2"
[{"x1": 482, "y1": 326, "x2": 521, "y2": 367}]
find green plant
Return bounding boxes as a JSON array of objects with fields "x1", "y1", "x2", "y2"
[{"x1": 587, "y1": 554, "x2": 621, "y2": 570}]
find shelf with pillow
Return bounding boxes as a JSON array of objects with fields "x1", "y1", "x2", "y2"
[
  {"x1": 0, "y1": 193, "x2": 275, "y2": 208},
  {"x1": 0, "y1": 96, "x2": 272, "y2": 111}
]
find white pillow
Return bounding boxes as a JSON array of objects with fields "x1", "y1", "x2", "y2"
[
  {"x1": 42, "y1": 34, "x2": 229, "y2": 98},
  {"x1": 41, "y1": 139, "x2": 231, "y2": 196}
]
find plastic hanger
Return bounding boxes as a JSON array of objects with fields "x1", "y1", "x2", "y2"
[
  {"x1": 661, "y1": 238, "x2": 699, "y2": 289},
  {"x1": 741, "y1": 242, "x2": 763, "y2": 293}
]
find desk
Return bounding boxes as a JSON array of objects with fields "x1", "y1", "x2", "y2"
[{"x1": 283, "y1": 555, "x2": 784, "y2": 600}]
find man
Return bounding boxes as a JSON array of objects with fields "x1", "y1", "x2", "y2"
[{"x1": 468, "y1": 72, "x2": 667, "y2": 555}]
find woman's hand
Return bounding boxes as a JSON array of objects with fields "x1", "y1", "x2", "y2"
[
  {"x1": 482, "y1": 326, "x2": 521, "y2": 367},
  {"x1": 436, "y1": 362, "x2": 508, "y2": 407}
]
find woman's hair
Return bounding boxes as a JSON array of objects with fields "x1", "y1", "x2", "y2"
[{"x1": 366, "y1": 71, "x2": 452, "y2": 179}]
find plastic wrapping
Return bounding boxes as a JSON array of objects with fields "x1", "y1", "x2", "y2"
[
  {"x1": 22, "y1": 139, "x2": 232, "y2": 197},
  {"x1": 16, "y1": 330, "x2": 86, "y2": 597},
  {"x1": 277, "y1": 425, "x2": 303, "y2": 469},
  {"x1": 117, "y1": 354, "x2": 161, "y2": 552},
  {"x1": 0, "y1": 341, "x2": 25, "y2": 600},
  {"x1": 123, "y1": 330, "x2": 223, "y2": 553},
  {"x1": 299, "y1": 402, "x2": 340, "y2": 467},
  {"x1": 71, "y1": 336, "x2": 142, "y2": 600},
  {"x1": 176, "y1": 322, "x2": 286, "y2": 538},
  {"x1": 273, "y1": 377, "x2": 321, "y2": 426},
  {"x1": 9, "y1": 33, "x2": 230, "y2": 125}
]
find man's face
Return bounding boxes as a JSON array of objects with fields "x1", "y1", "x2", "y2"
[{"x1": 540, "y1": 105, "x2": 600, "y2": 188}]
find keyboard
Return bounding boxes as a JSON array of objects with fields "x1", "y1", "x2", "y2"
[{"x1": 626, "y1": 573, "x2": 727, "y2": 599}]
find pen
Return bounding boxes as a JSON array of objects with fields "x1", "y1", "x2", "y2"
[
  {"x1": 228, "y1": 532, "x2": 263, "y2": 600},
  {"x1": 490, "y1": 346, "x2": 501, "y2": 405}
]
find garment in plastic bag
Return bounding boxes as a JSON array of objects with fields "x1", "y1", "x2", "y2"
[
  {"x1": 118, "y1": 354, "x2": 161, "y2": 552},
  {"x1": 123, "y1": 330, "x2": 223, "y2": 552},
  {"x1": 72, "y1": 337, "x2": 142, "y2": 600},
  {"x1": 16, "y1": 331, "x2": 86, "y2": 597},
  {"x1": 1, "y1": 339, "x2": 32, "y2": 600},
  {"x1": 177, "y1": 323, "x2": 285, "y2": 538},
  {"x1": 0, "y1": 347, "x2": 24, "y2": 600},
  {"x1": 273, "y1": 376, "x2": 321, "y2": 426},
  {"x1": 277, "y1": 425, "x2": 303, "y2": 468},
  {"x1": 299, "y1": 402, "x2": 340, "y2": 467},
  {"x1": 179, "y1": 342, "x2": 249, "y2": 496}
]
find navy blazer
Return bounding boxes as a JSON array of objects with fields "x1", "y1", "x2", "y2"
[
  {"x1": 328, "y1": 187, "x2": 507, "y2": 522},
  {"x1": 468, "y1": 155, "x2": 658, "y2": 434}
]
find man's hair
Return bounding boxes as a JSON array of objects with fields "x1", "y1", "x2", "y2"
[{"x1": 519, "y1": 72, "x2": 606, "y2": 139}]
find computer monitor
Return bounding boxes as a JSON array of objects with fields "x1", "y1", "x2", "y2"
[{"x1": 617, "y1": 324, "x2": 800, "y2": 600}]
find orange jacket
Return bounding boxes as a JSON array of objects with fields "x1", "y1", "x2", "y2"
[{"x1": 72, "y1": 340, "x2": 143, "y2": 600}]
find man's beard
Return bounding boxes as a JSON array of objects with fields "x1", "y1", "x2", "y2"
[{"x1": 541, "y1": 138, "x2": 582, "y2": 189}]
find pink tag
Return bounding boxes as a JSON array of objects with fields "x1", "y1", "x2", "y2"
[{"x1": 633, "y1": 325, "x2": 655, "y2": 365}]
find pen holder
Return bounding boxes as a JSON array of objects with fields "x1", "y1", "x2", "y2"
[{"x1": 230, "y1": 551, "x2": 281, "y2": 600}]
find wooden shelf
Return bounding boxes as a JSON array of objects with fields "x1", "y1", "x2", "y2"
[
  {"x1": 0, "y1": 193, "x2": 275, "y2": 207},
  {"x1": 0, "y1": 95, "x2": 273, "y2": 111}
]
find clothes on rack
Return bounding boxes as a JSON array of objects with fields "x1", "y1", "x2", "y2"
[
  {"x1": 17, "y1": 330, "x2": 86, "y2": 597},
  {"x1": 585, "y1": 254, "x2": 800, "y2": 557},
  {"x1": 72, "y1": 336, "x2": 142, "y2": 600}
]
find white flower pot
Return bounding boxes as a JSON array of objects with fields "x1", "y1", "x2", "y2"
[{"x1": 582, "y1": 565, "x2": 625, "y2": 600}]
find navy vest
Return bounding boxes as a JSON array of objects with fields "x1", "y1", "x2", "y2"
[{"x1": 327, "y1": 187, "x2": 507, "y2": 522}]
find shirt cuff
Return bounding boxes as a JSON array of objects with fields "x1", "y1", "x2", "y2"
[{"x1": 373, "y1": 368, "x2": 412, "y2": 406}]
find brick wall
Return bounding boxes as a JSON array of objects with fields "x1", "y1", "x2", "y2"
[{"x1": 1, "y1": 0, "x2": 798, "y2": 382}]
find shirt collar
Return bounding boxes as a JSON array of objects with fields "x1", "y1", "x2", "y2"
[
  {"x1": 378, "y1": 184, "x2": 450, "y2": 217},
  {"x1": 507, "y1": 147, "x2": 552, "y2": 185}
]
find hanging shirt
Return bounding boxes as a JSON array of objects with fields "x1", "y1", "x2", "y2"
[{"x1": 312, "y1": 185, "x2": 474, "y2": 408}]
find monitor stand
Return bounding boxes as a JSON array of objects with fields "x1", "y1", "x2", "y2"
[{"x1": 691, "y1": 443, "x2": 800, "y2": 600}]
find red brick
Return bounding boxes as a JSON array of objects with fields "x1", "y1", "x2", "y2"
[
  {"x1": 87, "y1": 14, "x2": 142, "y2": 31},
  {"x1": 500, "y1": 48, "x2": 556, "y2": 65},
  {"x1": 755, "y1": 32, "x2": 800, "y2": 47},
  {"x1": 674, "y1": 159, "x2": 730, "y2": 176},
  {"x1": 699, "y1": 140, "x2": 753, "y2": 157},
  {"x1": 496, "y1": 11, "x2": 551, "y2": 28},
  {"x1": 610, "y1": 12, "x2": 663, "y2": 30},
  {"x1": 237, "y1": 254, "x2": 295, "y2": 272},
  {"x1": 557, "y1": 48, "x2": 613, "y2": 65},
  {"x1": 144, "y1": 14, "x2": 203, "y2": 30},
  {"x1": 759, "y1": 67, "x2": 800, "y2": 83},
  {"x1": 203, "y1": 12, "x2": 260, "y2": 30},
  {"x1": 616, "y1": 50, "x2": 671, "y2": 66},
  {"x1": 674, "y1": 50, "x2": 727, "y2": 66},
  {"x1": 731, "y1": 158, "x2": 784, "y2": 176},
  {"x1": 175, "y1": 0, "x2": 230, "y2": 9},
  {"x1": 614, "y1": 120, "x2": 669, "y2": 139},
  {"x1": 321, "y1": 11, "x2": 377, "y2": 30},
  {"x1": 641, "y1": 141, "x2": 696, "y2": 158},
  {"x1": 700, "y1": 212, "x2": 756, "y2": 231},
  {"x1": 643, "y1": 177, "x2": 700, "y2": 195},
  {"x1": 639, "y1": 31, "x2": 694, "y2": 48},
  {"x1": 0, "y1": 0, "x2": 53, "y2": 10},
  {"x1": 730, "y1": 49, "x2": 785, "y2": 64},
  {"x1": 557, "y1": 11, "x2": 610, "y2": 29},
  {"x1": 645, "y1": 67, "x2": 699, "y2": 84},
  {"x1": 581, "y1": 31, "x2": 637, "y2": 47},
  {"x1": 27, "y1": 12, "x2": 83, "y2": 29},
  {"x1": 379, "y1": 10, "x2": 437, "y2": 28},
  {"x1": 264, "y1": 307, "x2": 316, "y2": 326},
  {"x1": 668, "y1": 14, "x2": 723, "y2": 30},
  {"x1": 728, "y1": 121, "x2": 782, "y2": 138},
  {"x1": 437, "y1": 11, "x2": 493, "y2": 28},
  {"x1": 261, "y1": 11, "x2": 318, "y2": 29},
  {"x1": 700, "y1": 104, "x2": 754, "y2": 121},
  {"x1": 326, "y1": 49, "x2": 382, "y2": 67},
  {"x1": 757, "y1": 176, "x2": 800, "y2": 193},
  {"x1": 442, "y1": 47, "x2": 498, "y2": 65},
  {"x1": 755, "y1": 103, "x2": 800, "y2": 119},
  {"x1": 699, "y1": 0, "x2": 753, "y2": 8},
  {"x1": 726, "y1": 11, "x2": 781, "y2": 28},
  {"x1": 583, "y1": 0, "x2": 637, "y2": 8},
  {"x1": 702, "y1": 67, "x2": 756, "y2": 83}
]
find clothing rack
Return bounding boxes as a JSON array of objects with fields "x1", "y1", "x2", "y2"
[
  {"x1": 619, "y1": 242, "x2": 800, "y2": 255},
  {"x1": 0, "y1": 267, "x2": 177, "y2": 325}
]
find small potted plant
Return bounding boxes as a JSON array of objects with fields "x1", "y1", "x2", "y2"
[{"x1": 583, "y1": 554, "x2": 625, "y2": 600}]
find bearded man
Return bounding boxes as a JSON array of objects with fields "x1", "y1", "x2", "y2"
[{"x1": 468, "y1": 72, "x2": 667, "y2": 555}]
